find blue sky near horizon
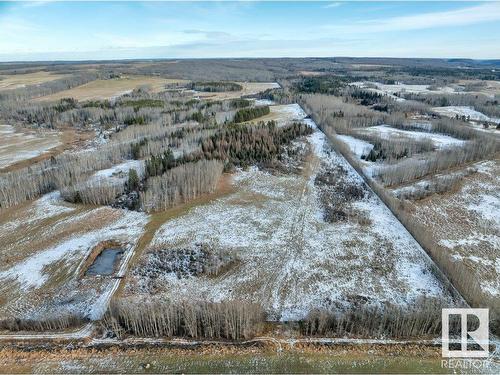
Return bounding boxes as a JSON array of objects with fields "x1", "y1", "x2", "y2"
[{"x1": 0, "y1": 1, "x2": 499, "y2": 61}]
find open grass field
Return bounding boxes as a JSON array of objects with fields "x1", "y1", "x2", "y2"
[
  {"x1": 3, "y1": 343, "x2": 495, "y2": 374},
  {"x1": 123, "y1": 117, "x2": 459, "y2": 320},
  {"x1": 245, "y1": 103, "x2": 308, "y2": 126},
  {"x1": 0, "y1": 125, "x2": 94, "y2": 172},
  {"x1": 0, "y1": 192, "x2": 149, "y2": 324},
  {"x1": 0, "y1": 125, "x2": 62, "y2": 169},
  {"x1": 396, "y1": 159, "x2": 500, "y2": 302},
  {"x1": 0, "y1": 71, "x2": 69, "y2": 91},
  {"x1": 35, "y1": 75, "x2": 188, "y2": 102}
]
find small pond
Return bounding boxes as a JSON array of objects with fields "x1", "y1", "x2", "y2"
[{"x1": 85, "y1": 247, "x2": 124, "y2": 276}]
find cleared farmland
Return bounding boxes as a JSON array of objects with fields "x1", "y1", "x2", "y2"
[
  {"x1": 0, "y1": 125, "x2": 62, "y2": 169},
  {"x1": 35, "y1": 75, "x2": 187, "y2": 102},
  {"x1": 0, "y1": 71, "x2": 69, "y2": 91}
]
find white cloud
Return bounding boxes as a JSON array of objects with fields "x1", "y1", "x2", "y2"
[
  {"x1": 23, "y1": 1, "x2": 55, "y2": 8},
  {"x1": 324, "y1": 2, "x2": 342, "y2": 9},
  {"x1": 323, "y1": 2, "x2": 500, "y2": 33}
]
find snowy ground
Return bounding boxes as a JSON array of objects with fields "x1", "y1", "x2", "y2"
[
  {"x1": 90, "y1": 160, "x2": 145, "y2": 184},
  {"x1": 432, "y1": 106, "x2": 500, "y2": 134},
  {"x1": 246, "y1": 103, "x2": 308, "y2": 127},
  {"x1": 350, "y1": 81, "x2": 460, "y2": 102},
  {"x1": 336, "y1": 135, "x2": 374, "y2": 159},
  {"x1": 0, "y1": 125, "x2": 62, "y2": 169},
  {"x1": 0, "y1": 192, "x2": 149, "y2": 322},
  {"x1": 125, "y1": 117, "x2": 458, "y2": 321},
  {"x1": 355, "y1": 125, "x2": 467, "y2": 149},
  {"x1": 402, "y1": 160, "x2": 500, "y2": 299},
  {"x1": 193, "y1": 82, "x2": 280, "y2": 101}
]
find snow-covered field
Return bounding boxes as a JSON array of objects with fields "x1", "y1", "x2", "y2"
[
  {"x1": 0, "y1": 125, "x2": 62, "y2": 169},
  {"x1": 193, "y1": 82, "x2": 280, "y2": 101},
  {"x1": 350, "y1": 81, "x2": 460, "y2": 102},
  {"x1": 90, "y1": 160, "x2": 145, "y2": 184},
  {"x1": 0, "y1": 192, "x2": 148, "y2": 322},
  {"x1": 433, "y1": 106, "x2": 500, "y2": 126},
  {"x1": 245, "y1": 103, "x2": 308, "y2": 126},
  {"x1": 356, "y1": 125, "x2": 467, "y2": 149},
  {"x1": 336, "y1": 135, "x2": 374, "y2": 158},
  {"x1": 403, "y1": 160, "x2": 500, "y2": 298},
  {"x1": 125, "y1": 118, "x2": 458, "y2": 321}
]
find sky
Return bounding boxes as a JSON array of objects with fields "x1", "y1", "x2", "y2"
[{"x1": 0, "y1": 1, "x2": 499, "y2": 61}]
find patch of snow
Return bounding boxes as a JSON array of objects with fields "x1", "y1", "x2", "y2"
[
  {"x1": 0, "y1": 208, "x2": 148, "y2": 290},
  {"x1": 433, "y1": 106, "x2": 500, "y2": 124},
  {"x1": 91, "y1": 160, "x2": 145, "y2": 183},
  {"x1": 336, "y1": 135, "x2": 374, "y2": 158},
  {"x1": 358, "y1": 125, "x2": 466, "y2": 149},
  {"x1": 253, "y1": 99, "x2": 274, "y2": 106},
  {"x1": 131, "y1": 108, "x2": 457, "y2": 321}
]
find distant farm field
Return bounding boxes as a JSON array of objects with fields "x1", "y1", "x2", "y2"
[
  {"x1": 0, "y1": 125, "x2": 62, "y2": 169},
  {"x1": 35, "y1": 76, "x2": 187, "y2": 102},
  {"x1": 0, "y1": 71, "x2": 69, "y2": 91},
  {"x1": 193, "y1": 82, "x2": 280, "y2": 101}
]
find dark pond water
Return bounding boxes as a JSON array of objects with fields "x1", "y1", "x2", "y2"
[{"x1": 85, "y1": 247, "x2": 124, "y2": 276}]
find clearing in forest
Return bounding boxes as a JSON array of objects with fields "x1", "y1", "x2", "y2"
[{"x1": 193, "y1": 82, "x2": 280, "y2": 101}]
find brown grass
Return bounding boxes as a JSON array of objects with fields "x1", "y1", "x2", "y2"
[
  {"x1": 0, "y1": 71, "x2": 69, "y2": 91},
  {"x1": 0, "y1": 129, "x2": 94, "y2": 173},
  {"x1": 35, "y1": 76, "x2": 187, "y2": 102}
]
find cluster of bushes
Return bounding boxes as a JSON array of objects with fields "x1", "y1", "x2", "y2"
[
  {"x1": 314, "y1": 166, "x2": 369, "y2": 224},
  {"x1": 133, "y1": 243, "x2": 236, "y2": 289},
  {"x1": 124, "y1": 115, "x2": 149, "y2": 125},
  {"x1": 144, "y1": 149, "x2": 176, "y2": 178},
  {"x1": 233, "y1": 105, "x2": 270, "y2": 123},
  {"x1": 349, "y1": 89, "x2": 383, "y2": 106}
]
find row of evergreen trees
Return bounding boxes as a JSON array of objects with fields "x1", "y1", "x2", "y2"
[
  {"x1": 234, "y1": 105, "x2": 270, "y2": 123},
  {"x1": 200, "y1": 121, "x2": 313, "y2": 167}
]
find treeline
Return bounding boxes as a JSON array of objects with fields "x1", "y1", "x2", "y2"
[
  {"x1": 402, "y1": 92, "x2": 500, "y2": 118},
  {"x1": 60, "y1": 178, "x2": 126, "y2": 206},
  {"x1": 376, "y1": 139, "x2": 499, "y2": 186},
  {"x1": 234, "y1": 106, "x2": 270, "y2": 123},
  {"x1": 301, "y1": 298, "x2": 459, "y2": 338},
  {"x1": 103, "y1": 299, "x2": 265, "y2": 340},
  {"x1": 0, "y1": 313, "x2": 86, "y2": 332},
  {"x1": 140, "y1": 159, "x2": 224, "y2": 212},
  {"x1": 300, "y1": 94, "x2": 385, "y2": 134},
  {"x1": 306, "y1": 107, "x2": 499, "y2": 334},
  {"x1": 201, "y1": 121, "x2": 314, "y2": 168},
  {"x1": 294, "y1": 76, "x2": 350, "y2": 95},
  {"x1": 189, "y1": 81, "x2": 242, "y2": 92},
  {"x1": 0, "y1": 142, "x2": 131, "y2": 208},
  {"x1": 0, "y1": 71, "x2": 101, "y2": 102}
]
